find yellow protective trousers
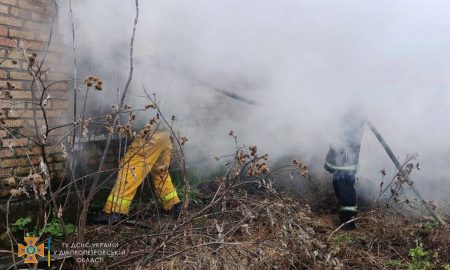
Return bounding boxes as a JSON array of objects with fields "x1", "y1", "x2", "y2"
[{"x1": 104, "y1": 131, "x2": 180, "y2": 214}]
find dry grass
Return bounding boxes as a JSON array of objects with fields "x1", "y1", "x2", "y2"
[{"x1": 53, "y1": 181, "x2": 449, "y2": 270}]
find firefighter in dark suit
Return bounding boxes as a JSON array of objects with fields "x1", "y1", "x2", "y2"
[{"x1": 324, "y1": 111, "x2": 365, "y2": 229}]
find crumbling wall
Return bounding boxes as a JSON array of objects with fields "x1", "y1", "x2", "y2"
[{"x1": 0, "y1": 0, "x2": 68, "y2": 198}]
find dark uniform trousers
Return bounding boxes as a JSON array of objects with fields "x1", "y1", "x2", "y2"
[{"x1": 332, "y1": 172, "x2": 357, "y2": 214}]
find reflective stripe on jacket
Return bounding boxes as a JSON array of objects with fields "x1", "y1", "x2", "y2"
[
  {"x1": 324, "y1": 146, "x2": 360, "y2": 173},
  {"x1": 324, "y1": 111, "x2": 365, "y2": 174},
  {"x1": 340, "y1": 205, "x2": 358, "y2": 212}
]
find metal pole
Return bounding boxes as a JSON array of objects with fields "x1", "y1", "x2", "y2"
[{"x1": 365, "y1": 120, "x2": 445, "y2": 225}]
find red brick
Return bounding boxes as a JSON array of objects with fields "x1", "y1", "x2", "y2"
[
  {"x1": 1, "y1": 157, "x2": 29, "y2": 167},
  {"x1": 10, "y1": 103, "x2": 26, "y2": 109},
  {"x1": 0, "y1": 98, "x2": 9, "y2": 108},
  {"x1": 26, "y1": 119, "x2": 48, "y2": 128},
  {"x1": 8, "y1": 28, "x2": 31, "y2": 39},
  {"x1": 13, "y1": 166, "x2": 31, "y2": 176},
  {"x1": 0, "y1": 59, "x2": 21, "y2": 69},
  {"x1": 9, "y1": 28, "x2": 47, "y2": 41},
  {"x1": 0, "y1": 69, "x2": 6, "y2": 78},
  {"x1": 46, "y1": 110, "x2": 65, "y2": 117},
  {"x1": 24, "y1": 51, "x2": 61, "y2": 62},
  {"x1": 0, "y1": 36, "x2": 17, "y2": 47},
  {"x1": 21, "y1": 39, "x2": 43, "y2": 50},
  {"x1": 0, "y1": 99, "x2": 26, "y2": 110},
  {"x1": 0, "y1": 26, "x2": 7, "y2": 36},
  {"x1": 22, "y1": 110, "x2": 49, "y2": 119},
  {"x1": 23, "y1": 20, "x2": 47, "y2": 31},
  {"x1": 0, "y1": 14, "x2": 21, "y2": 27},
  {"x1": 0, "y1": 149, "x2": 14, "y2": 157},
  {"x1": 24, "y1": 119, "x2": 34, "y2": 126},
  {"x1": 31, "y1": 11, "x2": 47, "y2": 22},
  {"x1": 9, "y1": 71, "x2": 31, "y2": 80},
  {"x1": 42, "y1": 145, "x2": 57, "y2": 155},
  {"x1": 16, "y1": 109, "x2": 31, "y2": 118},
  {"x1": 15, "y1": 146, "x2": 39, "y2": 156},
  {"x1": 9, "y1": 90, "x2": 31, "y2": 99},
  {"x1": 0, "y1": 0, "x2": 16, "y2": 5},
  {"x1": 31, "y1": 156, "x2": 40, "y2": 165},
  {"x1": 2, "y1": 137, "x2": 28, "y2": 147},
  {"x1": 8, "y1": 50, "x2": 26, "y2": 60},
  {"x1": 0, "y1": 130, "x2": 6, "y2": 137},
  {"x1": 10, "y1": 6, "x2": 18, "y2": 17},
  {"x1": 10, "y1": 7, "x2": 30, "y2": 18},
  {"x1": 2, "y1": 109, "x2": 23, "y2": 118},
  {"x1": 18, "y1": 128, "x2": 33, "y2": 137},
  {"x1": 18, "y1": 0, "x2": 46, "y2": 12},
  {"x1": 0, "y1": 4, "x2": 8, "y2": 14},
  {"x1": 1, "y1": 119, "x2": 24, "y2": 127},
  {"x1": 52, "y1": 154, "x2": 65, "y2": 162},
  {"x1": 0, "y1": 80, "x2": 23, "y2": 89}
]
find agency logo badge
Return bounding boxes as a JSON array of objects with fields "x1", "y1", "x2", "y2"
[{"x1": 18, "y1": 237, "x2": 45, "y2": 264}]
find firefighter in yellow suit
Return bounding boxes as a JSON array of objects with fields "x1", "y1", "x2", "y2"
[{"x1": 94, "y1": 130, "x2": 182, "y2": 224}]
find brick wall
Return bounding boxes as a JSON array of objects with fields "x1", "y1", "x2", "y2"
[{"x1": 0, "y1": 0, "x2": 68, "y2": 198}]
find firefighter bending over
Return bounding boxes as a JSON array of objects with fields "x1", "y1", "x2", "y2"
[
  {"x1": 94, "y1": 129, "x2": 182, "y2": 224},
  {"x1": 324, "y1": 111, "x2": 364, "y2": 230}
]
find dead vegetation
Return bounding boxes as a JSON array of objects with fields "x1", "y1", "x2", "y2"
[
  {"x1": 53, "y1": 173, "x2": 450, "y2": 270},
  {"x1": 41, "y1": 137, "x2": 449, "y2": 269}
]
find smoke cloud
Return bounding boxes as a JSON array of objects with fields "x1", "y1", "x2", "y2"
[{"x1": 57, "y1": 0, "x2": 450, "y2": 201}]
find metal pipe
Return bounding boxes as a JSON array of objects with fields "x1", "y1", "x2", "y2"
[
  {"x1": 365, "y1": 120, "x2": 445, "y2": 225},
  {"x1": 190, "y1": 78, "x2": 258, "y2": 106}
]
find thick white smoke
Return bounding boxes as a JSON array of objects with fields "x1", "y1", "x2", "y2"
[{"x1": 58, "y1": 0, "x2": 450, "y2": 201}]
